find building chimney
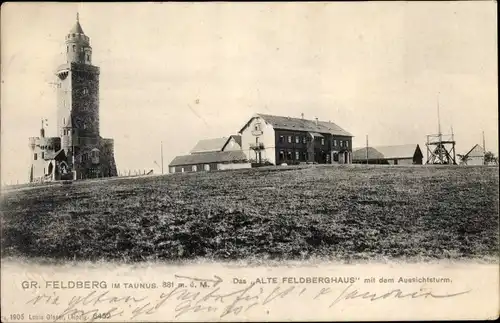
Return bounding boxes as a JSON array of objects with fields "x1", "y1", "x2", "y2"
[
  {"x1": 301, "y1": 113, "x2": 304, "y2": 119},
  {"x1": 40, "y1": 128, "x2": 45, "y2": 138},
  {"x1": 315, "y1": 117, "x2": 318, "y2": 126}
]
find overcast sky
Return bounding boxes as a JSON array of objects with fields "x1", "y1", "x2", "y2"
[{"x1": 1, "y1": 2, "x2": 497, "y2": 184}]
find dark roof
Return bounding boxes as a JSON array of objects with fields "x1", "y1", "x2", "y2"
[
  {"x1": 169, "y1": 150, "x2": 248, "y2": 167},
  {"x1": 229, "y1": 135, "x2": 242, "y2": 147},
  {"x1": 190, "y1": 137, "x2": 229, "y2": 154},
  {"x1": 352, "y1": 144, "x2": 421, "y2": 160},
  {"x1": 70, "y1": 20, "x2": 85, "y2": 34},
  {"x1": 240, "y1": 113, "x2": 352, "y2": 137},
  {"x1": 43, "y1": 149, "x2": 66, "y2": 161}
]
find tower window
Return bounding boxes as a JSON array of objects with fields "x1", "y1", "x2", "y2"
[
  {"x1": 86, "y1": 54, "x2": 90, "y2": 61},
  {"x1": 72, "y1": 45, "x2": 76, "y2": 52},
  {"x1": 41, "y1": 152, "x2": 45, "y2": 159},
  {"x1": 34, "y1": 153, "x2": 38, "y2": 160},
  {"x1": 66, "y1": 45, "x2": 69, "y2": 52}
]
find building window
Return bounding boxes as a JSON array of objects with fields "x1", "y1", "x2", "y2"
[
  {"x1": 303, "y1": 152, "x2": 308, "y2": 160},
  {"x1": 288, "y1": 136, "x2": 292, "y2": 143},
  {"x1": 254, "y1": 123, "x2": 261, "y2": 131},
  {"x1": 72, "y1": 45, "x2": 76, "y2": 52},
  {"x1": 34, "y1": 153, "x2": 37, "y2": 160},
  {"x1": 41, "y1": 152, "x2": 44, "y2": 159},
  {"x1": 295, "y1": 151, "x2": 300, "y2": 160},
  {"x1": 340, "y1": 141, "x2": 344, "y2": 147},
  {"x1": 67, "y1": 45, "x2": 69, "y2": 52},
  {"x1": 181, "y1": 167, "x2": 185, "y2": 173},
  {"x1": 333, "y1": 152, "x2": 339, "y2": 162},
  {"x1": 287, "y1": 151, "x2": 293, "y2": 160},
  {"x1": 321, "y1": 138, "x2": 325, "y2": 145},
  {"x1": 279, "y1": 136, "x2": 284, "y2": 143},
  {"x1": 204, "y1": 164, "x2": 210, "y2": 171},
  {"x1": 333, "y1": 139, "x2": 337, "y2": 146},
  {"x1": 192, "y1": 165, "x2": 197, "y2": 172},
  {"x1": 346, "y1": 141, "x2": 349, "y2": 148},
  {"x1": 279, "y1": 150, "x2": 285, "y2": 160},
  {"x1": 302, "y1": 136, "x2": 307, "y2": 144},
  {"x1": 86, "y1": 54, "x2": 90, "y2": 62},
  {"x1": 295, "y1": 136, "x2": 300, "y2": 144}
]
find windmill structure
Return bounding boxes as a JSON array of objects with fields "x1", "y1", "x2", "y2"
[{"x1": 425, "y1": 94, "x2": 457, "y2": 165}]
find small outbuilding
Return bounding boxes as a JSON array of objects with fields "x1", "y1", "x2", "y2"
[
  {"x1": 352, "y1": 144, "x2": 423, "y2": 165},
  {"x1": 459, "y1": 144, "x2": 485, "y2": 165}
]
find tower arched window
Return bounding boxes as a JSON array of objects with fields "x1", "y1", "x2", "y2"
[
  {"x1": 67, "y1": 45, "x2": 69, "y2": 52},
  {"x1": 72, "y1": 45, "x2": 76, "y2": 52}
]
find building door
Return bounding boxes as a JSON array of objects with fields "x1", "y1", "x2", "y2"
[{"x1": 344, "y1": 152, "x2": 349, "y2": 164}]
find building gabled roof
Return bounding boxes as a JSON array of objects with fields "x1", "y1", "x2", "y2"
[
  {"x1": 239, "y1": 113, "x2": 353, "y2": 137},
  {"x1": 463, "y1": 144, "x2": 485, "y2": 158},
  {"x1": 190, "y1": 137, "x2": 229, "y2": 154},
  {"x1": 230, "y1": 135, "x2": 242, "y2": 147},
  {"x1": 169, "y1": 150, "x2": 248, "y2": 167},
  {"x1": 352, "y1": 144, "x2": 422, "y2": 160},
  {"x1": 43, "y1": 149, "x2": 66, "y2": 161},
  {"x1": 222, "y1": 135, "x2": 242, "y2": 151}
]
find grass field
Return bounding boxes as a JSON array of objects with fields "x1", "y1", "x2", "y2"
[{"x1": 1, "y1": 165, "x2": 498, "y2": 263}]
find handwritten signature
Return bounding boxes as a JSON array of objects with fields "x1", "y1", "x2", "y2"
[{"x1": 25, "y1": 275, "x2": 472, "y2": 322}]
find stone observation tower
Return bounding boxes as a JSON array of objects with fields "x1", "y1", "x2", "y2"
[{"x1": 29, "y1": 14, "x2": 117, "y2": 182}]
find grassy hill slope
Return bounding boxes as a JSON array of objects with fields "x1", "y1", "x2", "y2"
[{"x1": 1, "y1": 165, "x2": 498, "y2": 263}]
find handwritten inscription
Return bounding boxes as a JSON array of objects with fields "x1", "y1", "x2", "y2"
[{"x1": 19, "y1": 274, "x2": 471, "y2": 322}]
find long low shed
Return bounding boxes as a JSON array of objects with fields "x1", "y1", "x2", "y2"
[
  {"x1": 352, "y1": 144, "x2": 423, "y2": 165},
  {"x1": 169, "y1": 150, "x2": 250, "y2": 173}
]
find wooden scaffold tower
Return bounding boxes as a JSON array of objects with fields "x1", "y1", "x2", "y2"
[{"x1": 425, "y1": 94, "x2": 457, "y2": 165}]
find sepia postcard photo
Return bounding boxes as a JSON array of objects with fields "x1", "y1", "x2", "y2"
[{"x1": 1, "y1": 1, "x2": 498, "y2": 322}]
